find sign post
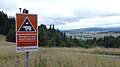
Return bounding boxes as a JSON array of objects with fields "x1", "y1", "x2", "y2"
[
  {"x1": 26, "y1": 51, "x2": 29, "y2": 67},
  {"x1": 16, "y1": 10, "x2": 38, "y2": 67}
]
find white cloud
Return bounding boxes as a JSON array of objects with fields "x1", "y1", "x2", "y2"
[
  {"x1": 1, "y1": 0, "x2": 120, "y2": 29},
  {"x1": 0, "y1": 0, "x2": 17, "y2": 10},
  {"x1": 56, "y1": 15, "x2": 120, "y2": 30},
  {"x1": 0, "y1": 0, "x2": 18, "y2": 16}
]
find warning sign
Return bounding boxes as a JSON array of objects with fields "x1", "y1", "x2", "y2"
[
  {"x1": 16, "y1": 14, "x2": 38, "y2": 52},
  {"x1": 18, "y1": 17, "x2": 36, "y2": 32}
]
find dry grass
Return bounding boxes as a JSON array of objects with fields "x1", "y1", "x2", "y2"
[
  {"x1": 0, "y1": 44, "x2": 120, "y2": 67},
  {"x1": 0, "y1": 35, "x2": 5, "y2": 41}
]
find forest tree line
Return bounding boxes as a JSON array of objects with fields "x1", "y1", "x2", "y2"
[{"x1": 0, "y1": 11, "x2": 120, "y2": 48}]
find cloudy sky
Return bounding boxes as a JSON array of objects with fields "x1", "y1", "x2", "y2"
[{"x1": 1, "y1": 0, "x2": 120, "y2": 30}]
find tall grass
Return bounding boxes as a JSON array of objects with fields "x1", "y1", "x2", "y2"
[
  {"x1": 0, "y1": 44, "x2": 120, "y2": 67},
  {"x1": 93, "y1": 47, "x2": 120, "y2": 56}
]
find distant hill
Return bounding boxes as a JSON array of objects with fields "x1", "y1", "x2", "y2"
[
  {"x1": 63, "y1": 27, "x2": 120, "y2": 34},
  {"x1": 77, "y1": 27, "x2": 105, "y2": 31}
]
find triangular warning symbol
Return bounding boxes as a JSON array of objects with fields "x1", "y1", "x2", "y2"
[{"x1": 18, "y1": 17, "x2": 36, "y2": 32}]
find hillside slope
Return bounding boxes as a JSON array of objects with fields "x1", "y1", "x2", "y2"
[{"x1": 0, "y1": 35, "x2": 15, "y2": 46}]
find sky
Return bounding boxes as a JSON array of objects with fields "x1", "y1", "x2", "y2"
[{"x1": 0, "y1": 0, "x2": 120, "y2": 30}]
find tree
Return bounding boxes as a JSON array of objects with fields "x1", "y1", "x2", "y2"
[
  {"x1": 6, "y1": 29, "x2": 15, "y2": 42},
  {"x1": 38, "y1": 24, "x2": 48, "y2": 47},
  {"x1": 53, "y1": 24, "x2": 55, "y2": 30},
  {"x1": 5, "y1": 17, "x2": 15, "y2": 42},
  {"x1": 93, "y1": 37, "x2": 97, "y2": 46},
  {"x1": 115, "y1": 36, "x2": 120, "y2": 48},
  {"x1": 0, "y1": 11, "x2": 10, "y2": 35}
]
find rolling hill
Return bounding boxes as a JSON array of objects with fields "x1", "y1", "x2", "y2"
[{"x1": 64, "y1": 27, "x2": 120, "y2": 34}]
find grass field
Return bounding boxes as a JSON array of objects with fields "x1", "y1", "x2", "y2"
[
  {"x1": 0, "y1": 44, "x2": 120, "y2": 67},
  {"x1": 0, "y1": 35, "x2": 120, "y2": 67}
]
